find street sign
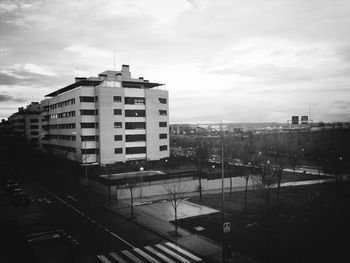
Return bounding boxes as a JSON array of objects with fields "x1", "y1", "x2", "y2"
[{"x1": 223, "y1": 222, "x2": 231, "y2": 233}]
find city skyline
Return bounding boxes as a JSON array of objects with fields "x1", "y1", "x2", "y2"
[{"x1": 1, "y1": 0, "x2": 350, "y2": 123}]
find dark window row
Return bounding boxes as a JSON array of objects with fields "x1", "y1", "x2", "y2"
[
  {"x1": 125, "y1": 122, "x2": 146, "y2": 130},
  {"x1": 126, "y1": 134, "x2": 146, "y2": 142},
  {"x1": 50, "y1": 111, "x2": 75, "y2": 119},
  {"x1": 81, "y1": 135, "x2": 99, "y2": 142},
  {"x1": 43, "y1": 123, "x2": 76, "y2": 130},
  {"x1": 159, "y1": 122, "x2": 167, "y2": 127},
  {"x1": 115, "y1": 148, "x2": 123, "y2": 154},
  {"x1": 48, "y1": 98, "x2": 75, "y2": 110},
  {"x1": 47, "y1": 134, "x2": 76, "y2": 141},
  {"x1": 30, "y1": 119, "x2": 39, "y2": 123},
  {"x1": 30, "y1": 131, "x2": 39, "y2": 136},
  {"x1": 30, "y1": 125, "x2": 39, "y2": 129},
  {"x1": 125, "y1": 97, "x2": 145, "y2": 105},
  {"x1": 159, "y1": 98, "x2": 167, "y2": 104},
  {"x1": 159, "y1": 110, "x2": 167, "y2": 116},
  {"x1": 114, "y1": 109, "x2": 122, "y2": 115},
  {"x1": 80, "y1": 96, "x2": 98, "y2": 103},
  {"x1": 80, "y1": 109, "x2": 98, "y2": 116},
  {"x1": 114, "y1": 135, "x2": 123, "y2": 141},
  {"x1": 160, "y1": 145, "x2": 168, "y2": 151},
  {"x1": 126, "y1": 147, "x2": 146, "y2": 155},
  {"x1": 81, "y1": 122, "x2": 99, "y2": 129},
  {"x1": 113, "y1": 96, "x2": 122, "y2": 102},
  {"x1": 81, "y1": 148, "x2": 99, "y2": 154},
  {"x1": 125, "y1": 110, "x2": 145, "y2": 117},
  {"x1": 114, "y1": 122, "x2": 123, "y2": 128},
  {"x1": 159, "y1": 133, "x2": 167, "y2": 139}
]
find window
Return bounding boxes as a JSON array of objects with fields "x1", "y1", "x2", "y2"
[
  {"x1": 81, "y1": 135, "x2": 99, "y2": 141},
  {"x1": 160, "y1": 145, "x2": 168, "y2": 151},
  {"x1": 114, "y1": 109, "x2": 122, "y2": 115},
  {"x1": 125, "y1": 122, "x2": 146, "y2": 130},
  {"x1": 114, "y1": 122, "x2": 123, "y2": 128},
  {"x1": 81, "y1": 148, "x2": 99, "y2": 154},
  {"x1": 80, "y1": 96, "x2": 96, "y2": 103},
  {"x1": 30, "y1": 125, "x2": 39, "y2": 129},
  {"x1": 114, "y1": 135, "x2": 123, "y2": 141},
  {"x1": 126, "y1": 134, "x2": 146, "y2": 142},
  {"x1": 30, "y1": 131, "x2": 39, "y2": 136},
  {"x1": 115, "y1": 148, "x2": 123, "y2": 154},
  {"x1": 159, "y1": 110, "x2": 167, "y2": 116},
  {"x1": 159, "y1": 122, "x2": 167, "y2": 127},
  {"x1": 159, "y1": 133, "x2": 167, "y2": 139},
  {"x1": 80, "y1": 109, "x2": 98, "y2": 115},
  {"x1": 30, "y1": 119, "x2": 39, "y2": 123},
  {"x1": 125, "y1": 110, "x2": 145, "y2": 117},
  {"x1": 126, "y1": 147, "x2": 146, "y2": 154},
  {"x1": 125, "y1": 97, "x2": 145, "y2": 105},
  {"x1": 113, "y1": 96, "x2": 122, "y2": 102},
  {"x1": 159, "y1": 98, "x2": 167, "y2": 104},
  {"x1": 81, "y1": 122, "x2": 99, "y2": 128}
]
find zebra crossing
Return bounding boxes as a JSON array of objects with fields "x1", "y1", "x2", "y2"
[{"x1": 96, "y1": 242, "x2": 202, "y2": 263}]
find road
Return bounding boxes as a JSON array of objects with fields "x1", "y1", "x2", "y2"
[{"x1": 13, "y1": 180, "x2": 166, "y2": 262}]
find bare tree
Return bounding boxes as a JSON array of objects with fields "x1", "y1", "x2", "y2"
[
  {"x1": 165, "y1": 183, "x2": 186, "y2": 237},
  {"x1": 126, "y1": 176, "x2": 138, "y2": 217},
  {"x1": 195, "y1": 141, "x2": 209, "y2": 202}
]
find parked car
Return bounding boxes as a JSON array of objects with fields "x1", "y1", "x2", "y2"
[
  {"x1": 13, "y1": 191, "x2": 30, "y2": 205},
  {"x1": 6, "y1": 183, "x2": 20, "y2": 194}
]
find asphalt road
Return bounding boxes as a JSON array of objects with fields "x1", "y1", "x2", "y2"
[{"x1": 10, "y1": 180, "x2": 166, "y2": 262}]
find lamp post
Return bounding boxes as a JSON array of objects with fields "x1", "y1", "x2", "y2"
[
  {"x1": 196, "y1": 125, "x2": 226, "y2": 262},
  {"x1": 139, "y1": 166, "x2": 144, "y2": 199}
]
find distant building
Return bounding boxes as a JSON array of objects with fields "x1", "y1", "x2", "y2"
[
  {"x1": 7, "y1": 102, "x2": 42, "y2": 143},
  {"x1": 40, "y1": 65, "x2": 169, "y2": 165}
]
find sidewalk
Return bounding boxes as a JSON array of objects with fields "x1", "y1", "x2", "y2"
[{"x1": 106, "y1": 197, "x2": 256, "y2": 263}]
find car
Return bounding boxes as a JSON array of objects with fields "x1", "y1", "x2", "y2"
[
  {"x1": 9, "y1": 187, "x2": 24, "y2": 196},
  {"x1": 13, "y1": 192, "x2": 30, "y2": 205},
  {"x1": 6, "y1": 183, "x2": 20, "y2": 194}
]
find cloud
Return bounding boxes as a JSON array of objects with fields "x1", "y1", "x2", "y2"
[{"x1": 0, "y1": 94, "x2": 26, "y2": 102}]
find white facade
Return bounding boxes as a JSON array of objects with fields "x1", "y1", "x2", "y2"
[{"x1": 40, "y1": 65, "x2": 169, "y2": 165}]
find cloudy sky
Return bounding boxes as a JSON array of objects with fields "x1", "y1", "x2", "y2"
[{"x1": 1, "y1": 0, "x2": 350, "y2": 123}]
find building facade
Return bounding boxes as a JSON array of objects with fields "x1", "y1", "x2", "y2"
[
  {"x1": 7, "y1": 102, "x2": 42, "y2": 143},
  {"x1": 40, "y1": 65, "x2": 169, "y2": 165}
]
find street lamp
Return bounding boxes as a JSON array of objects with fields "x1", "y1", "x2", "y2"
[{"x1": 139, "y1": 166, "x2": 144, "y2": 199}]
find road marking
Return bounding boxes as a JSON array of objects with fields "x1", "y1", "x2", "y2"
[
  {"x1": 165, "y1": 242, "x2": 202, "y2": 261},
  {"x1": 109, "y1": 252, "x2": 128, "y2": 263},
  {"x1": 145, "y1": 246, "x2": 176, "y2": 263},
  {"x1": 133, "y1": 248, "x2": 160, "y2": 263},
  {"x1": 121, "y1": 250, "x2": 143, "y2": 263},
  {"x1": 38, "y1": 185, "x2": 135, "y2": 249},
  {"x1": 97, "y1": 255, "x2": 113, "y2": 263},
  {"x1": 155, "y1": 244, "x2": 190, "y2": 263}
]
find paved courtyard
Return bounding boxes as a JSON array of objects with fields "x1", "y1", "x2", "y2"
[{"x1": 136, "y1": 200, "x2": 219, "y2": 221}]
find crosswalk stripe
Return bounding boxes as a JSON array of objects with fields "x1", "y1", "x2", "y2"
[
  {"x1": 133, "y1": 248, "x2": 160, "y2": 263},
  {"x1": 97, "y1": 255, "x2": 113, "y2": 263},
  {"x1": 165, "y1": 242, "x2": 202, "y2": 261},
  {"x1": 145, "y1": 246, "x2": 176, "y2": 263},
  {"x1": 155, "y1": 244, "x2": 190, "y2": 263},
  {"x1": 109, "y1": 252, "x2": 128, "y2": 263},
  {"x1": 121, "y1": 250, "x2": 144, "y2": 263}
]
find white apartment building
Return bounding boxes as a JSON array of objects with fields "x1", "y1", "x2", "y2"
[
  {"x1": 7, "y1": 102, "x2": 42, "y2": 143},
  {"x1": 40, "y1": 65, "x2": 169, "y2": 165}
]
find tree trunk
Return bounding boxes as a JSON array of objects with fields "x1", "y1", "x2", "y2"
[
  {"x1": 198, "y1": 172, "x2": 202, "y2": 202},
  {"x1": 130, "y1": 187, "x2": 134, "y2": 217},
  {"x1": 174, "y1": 206, "x2": 178, "y2": 237},
  {"x1": 244, "y1": 177, "x2": 248, "y2": 213}
]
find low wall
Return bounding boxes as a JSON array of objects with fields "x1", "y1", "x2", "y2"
[{"x1": 89, "y1": 176, "x2": 250, "y2": 200}]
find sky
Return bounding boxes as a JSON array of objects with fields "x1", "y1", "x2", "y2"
[{"x1": 1, "y1": 0, "x2": 350, "y2": 123}]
